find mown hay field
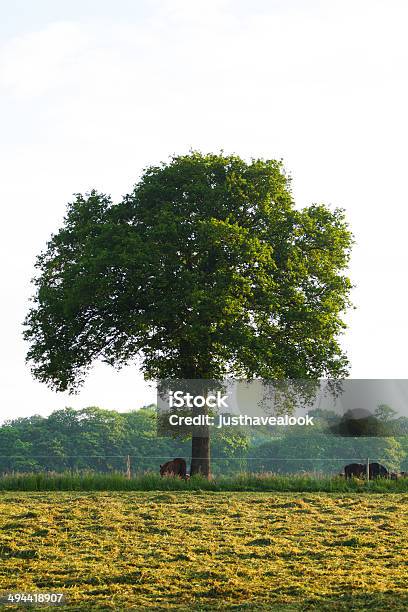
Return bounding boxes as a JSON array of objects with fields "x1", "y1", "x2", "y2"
[{"x1": 0, "y1": 492, "x2": 407, "y2": 611}]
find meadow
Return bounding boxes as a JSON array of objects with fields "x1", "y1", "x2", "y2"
[
  {"x1": 0, "y1": 491, "x2": 407, "y2": 610},
  {"x1": 1, "y1": 471, "x2": 408, "y2": 493}
]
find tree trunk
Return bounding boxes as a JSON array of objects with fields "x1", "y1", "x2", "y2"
[
  {"x1": 190, "y1": 428, "x2": 211, "y2": 477},
  {"x1": 177, "y1": 342, "x2": 212, "y2": 478}
]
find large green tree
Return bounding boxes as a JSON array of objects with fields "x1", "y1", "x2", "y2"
[{"x1": 24, "y1": 152, "x2": 353, "y2": 476}]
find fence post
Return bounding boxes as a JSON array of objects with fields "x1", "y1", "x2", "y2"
[
  {"x1": 126, "y1": 455, "x2": 131, "y2": 480},
  {"x1": 366, "y1": 457, "x2": 370, "y2": 481}
]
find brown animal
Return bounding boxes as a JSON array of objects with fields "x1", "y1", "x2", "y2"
[
  {"x1": 369, "y1": 462, "x2": 388, "y2": 479},
  {"x1": 160, "y1": 458, "x2": 188, "y2": 479},
  {"x1": 344, "y1": 463, "x2": 366, "y2": 479}
]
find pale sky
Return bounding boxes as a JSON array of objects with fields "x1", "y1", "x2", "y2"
[{"x1": 1, "y1": 0, "x2": 408, "y2": 421}]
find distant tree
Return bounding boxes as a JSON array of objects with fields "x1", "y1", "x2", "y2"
[
  {"x1": 0, "y1": 406, "x2": 250, "y2": 475},
  {"x1": 333, "y1": 409, "x2": 389, "y2": 437},
  {"x1": 375, "y1": 404, "x2": 398, "y2": 423},
  {"x1": 23, "y1": 152, "x2": 353, "y2": 476},
  {"x1": 0, "y1": 427, "x2": 37, "y2": 471},
  {"x1": 250, "y1": 427, "x2": 405, "y2": 474}
]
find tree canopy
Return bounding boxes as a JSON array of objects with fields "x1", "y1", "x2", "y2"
[{"x1": 24, "y1": 151, "x2": 354, "y2": 475}]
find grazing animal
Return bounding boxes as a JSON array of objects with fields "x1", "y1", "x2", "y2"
[
  {"x1": 344, "y1": 463, "x2": 366, "y2": 479},
  {"x1": 369, "y1": 462, "x2": 388, "y2": 479},
  {"x1": 159, "y1": 458, "x2": 188, "y2": 479},
  {"x1": 390, "y1": 471, "x2": 399, "y2": 480},
  {"x1": 400, "y1": 471, "x2": 408, "y2": 478}
]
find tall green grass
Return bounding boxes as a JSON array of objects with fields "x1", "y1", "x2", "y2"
[{"x1": 1, "y1": 471, "x2": 408, "y2": 492}]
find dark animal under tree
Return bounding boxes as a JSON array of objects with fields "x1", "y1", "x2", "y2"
[
  {"x1": 343, "y1": 462, "x2": 389, "y2": 479},
  {"x1": 160, "y1": 458, "x2": 188, "y2": 479},
  {"x1": 368, "y1": 462, "x2": 388, "y2": 479},
  {"x1": 344, "y1": 463, "x2": 366, "y2": 479}
]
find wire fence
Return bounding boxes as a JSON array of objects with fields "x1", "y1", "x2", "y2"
[{"x1": 0, "y1": 454, "x2": 406, "y2": 477}]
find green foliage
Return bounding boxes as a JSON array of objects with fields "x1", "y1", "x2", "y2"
[
  {"x1": 250, "y1": 433, "x2": 405, "y2": 473},
  {"x1": 1, "y1": 405, "x2": 406, "y2": 476},
  {"x1": 375, "y1": 403, "x2": 398, "y2": 422},
  {"x1": 24, "y1": 152, "x2": 353, "y2": 389},
  {"x1": 0, "y1": 406, "x2": 248, "y2": 475}
]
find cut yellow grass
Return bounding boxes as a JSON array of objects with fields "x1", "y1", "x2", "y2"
[{"x1": 0, "y1": 492, "x2": 407, "y2": 610}]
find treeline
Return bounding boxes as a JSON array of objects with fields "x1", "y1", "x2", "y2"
[
  {"x1": 0, "y1": 406, "x2": 247, "y2": 474},
  {"x1": 0, "y1": 406, "x2": 407, "y2": 475}
]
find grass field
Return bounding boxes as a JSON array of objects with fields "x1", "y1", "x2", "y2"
[
  {"x1": 1, "y1": 471, "x2": 408, "y2": 493},
  {"x1": 1, "y1": 492, "x2": 408, "y2": 610}
]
